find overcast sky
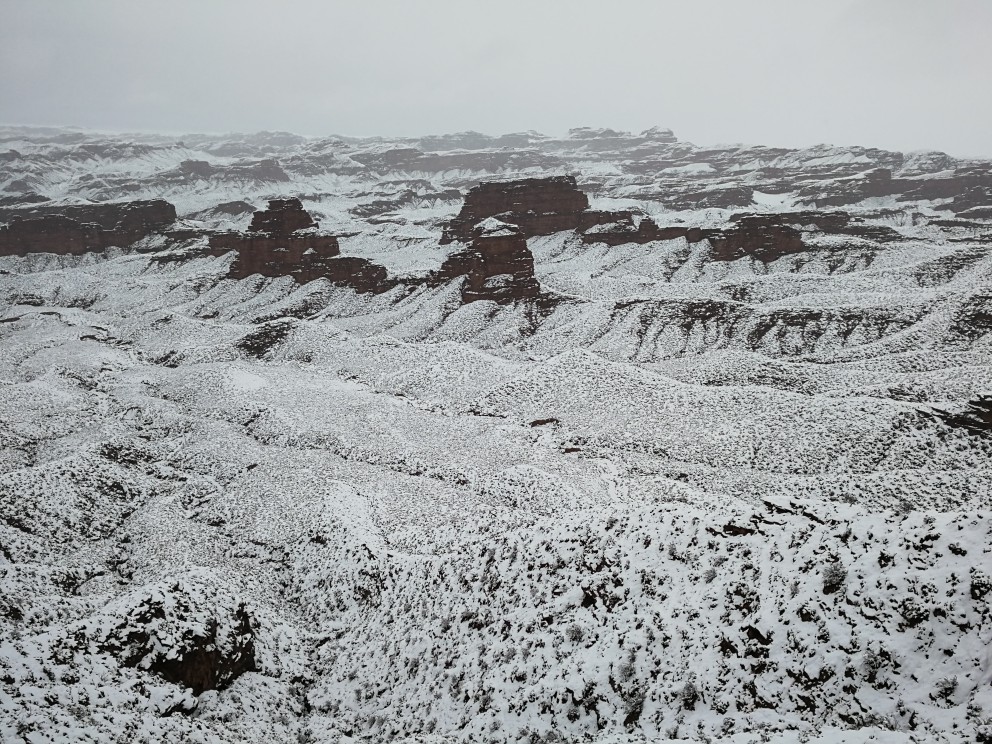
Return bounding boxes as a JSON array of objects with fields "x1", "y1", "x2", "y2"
[{"x1": 2, "y1": 0, "x2": 990, "y2": 157}]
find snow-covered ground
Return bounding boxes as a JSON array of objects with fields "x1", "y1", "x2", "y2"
[{"x1": 1, "y1": 126, "x2": 991, "y2": 743}]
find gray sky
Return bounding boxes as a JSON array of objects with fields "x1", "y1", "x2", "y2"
[{"x1": 2, "y1": 0, "x2": 991, "y2": 157}]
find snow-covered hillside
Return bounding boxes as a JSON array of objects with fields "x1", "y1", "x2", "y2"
[{"x1": 1, "y1": 125, "x2": 990, "y2": 743}]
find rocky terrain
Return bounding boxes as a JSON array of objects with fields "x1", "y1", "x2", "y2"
[{"x1": 0, "y1": 124, "x2": 990, "y2": 744}]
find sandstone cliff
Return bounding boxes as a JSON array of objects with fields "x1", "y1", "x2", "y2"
[
  {"x1": 441, "y1": 176, "x2": 596, "y2": 243},
  {"x1": 207, "y1": 198, "x2": 391, "y2": 292},
  {"x1": 437, "y1": 218, "x2": 542, "y2": 304},
  {"x1": 0, "y1": 199, "x2": 177, "y2": 256}
]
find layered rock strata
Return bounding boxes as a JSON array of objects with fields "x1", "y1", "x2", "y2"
[
  {"x1": 436, "y1": 219, "x2": 542, "y2": 304},
  {"x1": 583, "y1": 210, "x2": 903, "y2": 262},
  {"x1": 442, "y1": 176, "x2": 604, "y2": 243},
  {"x1": 0, "y1": 200, "x2": 177, "y2": 256},
  {"x1": 208, "y1": 198, "x2": 391, "y2": 290}
]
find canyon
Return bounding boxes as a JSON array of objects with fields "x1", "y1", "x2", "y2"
[{"x1": 1, "y1": 124, "x2": 990, "y2": 744}]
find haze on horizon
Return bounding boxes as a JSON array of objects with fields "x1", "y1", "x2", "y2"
[{"x1": 2, "y1": 0, "x2": 990, "y2": 158}]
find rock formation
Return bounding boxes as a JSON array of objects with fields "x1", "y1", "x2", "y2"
[
  {"x1": 582, "y1": 209, "x2": 903, "y2": 262},
  {"x1": 176, "y1": 158, "x2": 290, "y2": 183},
  {"x1": 189, "y1": 200, "x2": 258, "y2": 222},
  {"x1": 208, "y1": 198, "x2": 391, "y2": 291},
  {"x1": 351, "y1": 148, "x2": 561, "y2": 177},
  {"x1": 442, "y1": 176, "x2": 600, "y2": 243},
  {"x1": 437, "y1": 218, "x2": 542, "y2": 304},
  {"x1": 62, "y1": 576, "x2": 258, "y2": 697},
  {"x1": 580, "y1": 212, "x2": 708, "y2": 246},
  {"x1": 248, "y1": 198, "x2": 317, "y2": 233},
  {"x1": 0, "y1": 199, "x2": 177, "y2": 256}
]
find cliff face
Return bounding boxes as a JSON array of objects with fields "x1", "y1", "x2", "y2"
[
  {"x1": 176, "y1": 158, "x2": 291, "y2": 183},
  {"x1": 437, "y1": 219, "x2": 542, "y2": 304},
  {"x1": 210, "y1": 197, "x2": 544, "y2": 302},
  {"x1": 0, "y1": 216, "x2": 109, "y2": 257},
  {"x1": 247, "y1": 197, "x2": 317, "y2": 233},
  {"x1": 210, "y1": 231, "x2": 342, "y2": 281},
  {"x1": 0, "y1": 199, "x2": 177, "y2": 256},
  {"x1": 207, "y1": 198, "x2": 391, "y2": 292},
  {"x1": 442, "y1": 176, "x2": 595, "y2": 243},
  {"x1": 350, "y1": 148, "x2": 561, "y2": 177},
  {"x1": 582, "y1": 209, "x2": 904, "y2": 262}
]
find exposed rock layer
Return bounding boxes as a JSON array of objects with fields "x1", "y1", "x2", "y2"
[
  {"x1": 437, "y1": 221, "x2": 542, "y2": 304},
  {"x1": 207, "y1": 199, "x2": 393, "y2": 290},
  {"x1": 0, "y1": 200, "x2": 177, "y2": 256},
  {"x1": 248, "y1": 197, "x2": 317, "y2": 234},
  {"x1": 442, "y1": 176, "x2": 597, "y2": 243}
]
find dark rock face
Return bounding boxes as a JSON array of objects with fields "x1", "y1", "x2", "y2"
[
  {"x1": 442, "y1": 176, "x2": 594, "y2": 243},
  {"x1": 580, "y1": 212, "x2": 708, "y2": 246},
  {"x1": 582, "y1": 209, "x2": 902, "y2": 263},
  {"x1": 350, "y1": 187, "x2": 462, "y2": 218},
  {"x1": 148, "y1": 604, "x2": 256, "y2": 695},
  {"x1": 948, "y1": 187, "x2": 992, "y2": 214},
  {"x1": 794, "y1": 166, "x2": 992, "y2": 209},
  {"x1": 0, "y1": 216, "x2": 108, "y2": 256},
  {"x1": 0, "y1": 200, "x2": 177, "y2": 256},
  {"x1": 248, "y1": 197, "x2": 317, "y2": 234},
  {"x1": 707, "y1": 215, "x2": 812, "y2": 262},
  {"x1": 452, "y1": 223, "x2": 542, "y2": 304},
  {"x1": 208, "y1": 198, "x2": 391, "y2": 291},
  {"x1": 210, "y1": 231, "x2": 340, "y2": 280},
  {"x1": 189, "y1": 200, "x2": 258, "y2": 221},
  {"x1": 179, "y1": 160, "x2": 215, "y2": 179},
  {"x1": 673, "y1": 186, "x2": 756, "y2": 210},
  {"x1": 712, "y1": 211, "x2": 902, "y2": 261},
  {"x1": 350, "y1": 148, "x2": 562, "y2": 177},
  {"x1": 176, "y1": 158, "x2": 290, "y2": 183},
  {"x1": 236, "y1": 318, "x2": 297, "y2": 357},
  {"x1": 956, "y1": 205, "x2": 992, "y2": 220},
  {"x1": 934, "y1": 396, "x2": 992, "y2": 436},
  {"x1": 0, "y1": 191, "x2": 47, "y2": 206}
]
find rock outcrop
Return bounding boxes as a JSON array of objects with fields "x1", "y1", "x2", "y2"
[
  {"x1": 935, "y1": 395, "x2": 992, "y2": 435},
  {"x1": 63, "y1": 576, "x2": 257, "y2": 697},
  {"x1": 350, "y1": 148, "x2": 561, "y2": 177},
  {"x1": 442, "y1": 176, "x2": 600, "y2": 243},
  {"x1": 580, "y1": 212, "x2": 709, "y2": 246},
  {"x1": 208, "y1": 198, "x2": 391, "y2": 291},
  {"x1": 437, "y1": 219, "x2": 542, "y2": 304},
  {"x1": 176, "y1": 158, "x2": 290, "y2": 183},
  {"x1": 211, "y1": 198, "x2": 548, "y2": 303},
  {"x1": 247, "y1": 197, "x2": 316, "y2": 233},
  {"x1": 189, "y1": 200, "x2": 258, "y2": 222},
  {"x1": 582, "y1": 209, "x2": 903, "y2": 262},
  {"x1": 0, "y1": 199, "x2": 177, "y2": 256}
]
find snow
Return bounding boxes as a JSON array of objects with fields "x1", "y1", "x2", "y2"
[{"x1": 1, "y1": 124, "x2": 992, "y2": 743}]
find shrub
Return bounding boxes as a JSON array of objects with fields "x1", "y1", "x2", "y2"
[
  {"x1": 679, "y1": 680, "x2": 699, "y2": 710},
  {"x1": 933, "y1": 676, "x2": 958, "y2": 704},
  {"x1": 822, "y1": 562, "x2": 847, "y2": 594}
]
